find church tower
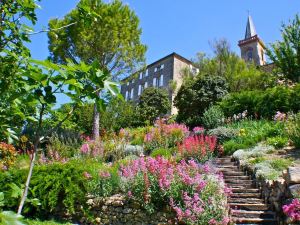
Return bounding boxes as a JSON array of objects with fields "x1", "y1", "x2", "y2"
[{"x1": 238, "y1": 15, "x2": 266, "y2": 66}]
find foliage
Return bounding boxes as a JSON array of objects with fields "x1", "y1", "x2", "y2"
[
  {"x1": 100, "y1": 97, "x2": 137, "y2": 132},
  {"x1": 266, "y1": 136, "x2": 289, "y2": 149},
  {"x1": 201, "y1": 105, "x2": 225, "y2": 129},
  {"x1": 45, "y1": 133, "x2": 82, "y2": 158},
  {"x1": 48, "y1": 0, "x2": 147, "y2": 139},
  {"x1": 0, "y1": 0, "x2": 40, "y2": 141},
  {"x1": 267, "y1": 14, "x2": 300, "y2": 83},
  {"x1": 177, "y1": 135, "x2": 218, "y2": 163},
  {"x1": 233, "y1": 144, "x2": 292, "y2": 180},
  {"x1": 0, "y1": 142, "x2": 18, "y2": 170},
  {"x1": 208, "y1": 127, "x2": 238, "y2": 143},
  {"x1": 191, "y1": 39, "x2": 275, "y2": 92},
  {"x1": 120, "y1": 157, "x2": 230, "y2": 224},
  {"x1": 143, "y1": 120, "x2": 189, "y2": 154},
  {"x1": 150, "y1": 148, "x2": 173, "y2": 159},
  {"x1": 174, "y1": 74, "x2": 228, "y2": 127},
  {"x1": 0, "y1": 160, "x2": 101, "y2": 219},
  {"x1": 0, "y1": 211, "x2": 24, "y2": 225},
  {"x1": 219, "y1": 84, "x2": 300, "y2": 119},
  {"x1": 222, "y1": 120, "x2": 285, "y2": 155},
  {"x1": 286, "y1": 113, "x2": 300, "y2": 148},
  {"x1": 137, "y1": 87, "x2": 171, "y2": 124}
]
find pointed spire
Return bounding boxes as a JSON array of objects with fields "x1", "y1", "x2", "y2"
[{"x1": 245, "y1": 14, "x2": 257, "y2": 39}]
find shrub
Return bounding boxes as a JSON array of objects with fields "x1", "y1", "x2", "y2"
[
  {"x1": 144, "y1": 120, "x2": 189, "y2": 154},
  {"x1": 174, "y1": 74, "x2": 228, "y2": 127},
  {"x1": 223, "y1": 140, "x2": 248, "y2": 156},
  {"x1": 266, "y1": 136, "x2": 289, "y2": 149},
  {"x1": 150, "y1": 148, "x2": 172, "y2": 159},
  {"x1": 201, "y1": 105, "x2": 225, "y2": 129},
  {"x1": 208, "y1": 127, "x2": 238, "y2": 143},
  {"x1": 270, "y1": 158, "x2": 292, "y2": 171},
  {"x1": 286, "y1": 113, "x2": 300, "y2": 148},
  {"x1": 177, "y1": 135, "x2": 217, "y2": 162},
  {"x1": 120, "y1": 157, "x2": 230, "y2": 224},
  {"x1": 0, "y1": 159, "x2": 105, "y2": 219},
  {"x1": 219, "y1": 84, "x2": 300, "y2": 119},
  {"x1": 0, "y1": 142, "x2": 17, "y2": 171}
]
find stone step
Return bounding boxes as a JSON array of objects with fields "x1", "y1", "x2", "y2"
[
  {"x1": 228, "y1": 197, "x2": 264, "y2": 204},
  {"x1": 231, "y1": 188, "x2": 260, "y2": 193},
  {"x1": 217, "y1": 165, "x2": 239, "y2": 169},
  {"x1": 223, "y1": 174, "x2": 250, "y2": 180},
  {"x1": 222, "y1": 171, "x2": 245, "y2": 176},
  {"x1": 227, "y1": 184, "x2": 255, "y2": 189},
  {"x1": 231, "y1": 210, "x2": 276, "y2": 219},
  {"x1": 226, "y1": 180, "x2": 253, "y2": 184},
  {"x1": 224, "y1": 175, "x2": 250, "y2": 180},
  {"x1": 232, "y1": 217, "x2": 277, "y2": 224},
  {"x1": 231, "y1": 193, "x2": 261, "y2": 198},
  {"x1": 229, "y1": 203, "x2": 271, "y2": 211}
]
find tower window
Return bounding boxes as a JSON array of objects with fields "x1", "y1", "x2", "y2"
[{"x1": 246, "y1": 49, "x2": 253, "y2": 61}]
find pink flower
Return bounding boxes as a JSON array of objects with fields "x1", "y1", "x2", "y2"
[
  {"x1": 99, "y1": 171, "x2": 111, "y2": 178},
  {"x1": 80, "y1": 143, "x2": 90, "y2": 154},
  {"x1": 83, "y1": 171, "x2": 92, "y2": 179},
  {"x1": 209, "y1": 218, "x2": 217, "y2": 224},
  {"x1": 283, "y1": 199, "x2": 300, "y2": 221}
]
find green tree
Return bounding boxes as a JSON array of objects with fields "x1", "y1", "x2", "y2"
[
  {"x1": 189, "y1": 39, "x2": 275, "y2": 92},
  {"x1": 267, "y1": 14, "x2": 300, "y2": 82},
  {"x1": 137, "y1": 87, "x2": 171, "y2": 124},
  {"x1": 0, "y1": 0, "x2": 39, "y2": 141},
  {"x1": 48, "y1": 0, "x2": 147, "y2": 139},
  {"x1": 174, "y1": 75, "x2": 228, "y2": 127}
]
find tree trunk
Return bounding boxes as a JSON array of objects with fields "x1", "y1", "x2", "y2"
[
  {"x1": 17, "y1": 140, "x2": 38, "y2": 215},
  {"x1": 92, "y1": 102, "x2": 100, "y2": 140}
]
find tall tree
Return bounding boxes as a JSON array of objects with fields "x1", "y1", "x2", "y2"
[
  {"x1": 267, "y1": 14, "x2": 300, "y2": 82},
  {"x1": 48, "y1": 0, "x2": 147, "y2": 139}
]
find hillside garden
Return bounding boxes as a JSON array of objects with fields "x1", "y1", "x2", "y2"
[{"x1": 0, "y1": 0, "x2": 300, "y2": 224}]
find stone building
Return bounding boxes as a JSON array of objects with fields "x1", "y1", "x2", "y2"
[
  {"x1": 238, "y1": 15, "x2": 266, "y2": 66},
  {"x1": 120, "y1": 52, "x2": 198, "y2": 115}
]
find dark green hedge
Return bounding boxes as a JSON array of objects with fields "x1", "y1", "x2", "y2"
[{"x1": 219, "y1": 84, "x2": 300, "y2": 119}]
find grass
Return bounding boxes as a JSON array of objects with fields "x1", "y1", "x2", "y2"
[{"x1": 25, "y1": 219, "x2": 73, "y2": 225}]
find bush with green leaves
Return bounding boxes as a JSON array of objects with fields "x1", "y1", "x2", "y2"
[
  {"x1": 201, "y1": 105, "x2": 225, "y2": 129},
  {"x1": 137, "y1": 87, "x2": 171, "y2": 125},
  {"x1": 286, "y1": 113, "x2": 300, "y2": 148},
  {"x1": 150, "y1": 148, "x2": 173, "y2": 159},
  {"x1": 208, "y1": 127, "x2": 238, "y2": 143},
  {"x1": 174, "y1": 74, "x2": 228, "y2": 127},
  {"x1": 266, "y1": 136, "x2": 289, "y2": 149},
  {"x1": 219, "y1": 84, "x2": 300, "y2": 119},
  {"x1": 222, "y1": 120, "x2": 285, "y2": 155},
  {"x1": 0, "y1": 159, "x2": 108, "y2": 219}
]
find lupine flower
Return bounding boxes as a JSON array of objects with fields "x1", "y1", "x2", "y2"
[{"x1": 99, "y1": 171, "x2": 111, "y2": 178}]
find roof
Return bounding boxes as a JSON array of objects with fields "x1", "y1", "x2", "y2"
[
  {"x1": 121, "y1": 52, "x2": 193, "y2": 81},
  {"x1": 245, "y1": 15, "x2": 257, "y2": 39}
]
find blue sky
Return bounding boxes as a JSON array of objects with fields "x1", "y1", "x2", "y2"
[{"x1": 27, "y1": 0, "x2": 299, "y2": 104}]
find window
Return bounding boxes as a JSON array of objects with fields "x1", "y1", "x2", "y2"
[
  {"x1": 153, "y1": 77, "x2": 157, "y2": 87},
  {"x1": 159, "y1": 74, "x2": 164, "y2": 86},
  {"x1": 125, "y1": 91, "x2": 128, "y2": 101},
  {"x1": 145, "y1": 69, "x2": 148, "y2": 77},
  {"x1": 127, "y1": 82, "x2": 129, "y2": 86},
  {"x1": 161, "y1": 64, "x2": 164, "y2": 69},
  {"x1": 130, "y1": 88, "x2": 134, "y2": 99},
  {"x1": 138, "y1": 85, "x2": 142, "y2": 96},
  {"x1": 132, "y1": 79, "x2": 135, "y2": 84},
  {"x1": 154, "y1": 68, "x2": 157, "y2": 72},
  {"x1": 144, "y1": 81, "x2": 148, "y2": 89},
  {"x1": 139, "y1": 72, "x2": 143, "y2": 80}
]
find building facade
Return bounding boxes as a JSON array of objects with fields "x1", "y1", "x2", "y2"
[
  {"x1": 238, "y1": 15, "x2": 266, "y2": 66},
  {"x1": 120, "y1": 52, "x2": 197, "y2": 115}
]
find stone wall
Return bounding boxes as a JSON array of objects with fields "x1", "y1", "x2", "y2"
[
  {"x1": 236, "y1": 160, "x2": 300, "y2": 224},
  {"x1": 85, "y1": 194, "x2": 175, "y2": 225}
]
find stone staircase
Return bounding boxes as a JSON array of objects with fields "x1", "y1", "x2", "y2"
[{"x1": 214, "y1": 157, "x2": 278, "y2": 225}]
